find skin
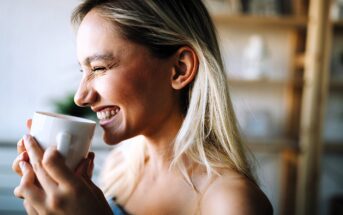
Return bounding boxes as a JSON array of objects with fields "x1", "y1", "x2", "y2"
[{"x1": 12, "y1": 9, "x2": 272, "y2": 215}]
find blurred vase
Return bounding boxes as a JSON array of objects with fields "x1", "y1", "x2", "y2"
[
  {"x1": 242, "y1": 35, "x2": 270, "y2": 79},
  {"x1": 249, "y1": 0, "x2": 278, "y2": 16},
  {"x1": 331, "y1": 0, "x2": 343, "y2": 20}
]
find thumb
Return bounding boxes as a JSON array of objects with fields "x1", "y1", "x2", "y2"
[{"x1": 75, "y1": 152, "x2": 95, "y2": 179}]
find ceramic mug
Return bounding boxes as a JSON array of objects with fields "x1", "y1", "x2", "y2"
[{"x1": 30, "y1": 111, "x2": 96, "y2": 170}]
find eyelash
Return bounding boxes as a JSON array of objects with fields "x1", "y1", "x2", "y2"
[
  {"x1": 91, "y1": 67, "x2": 106, "y2": 72},
  {"x1": 79, "y1": 67, "x2": 106, "y2": 73},
  {"x1": 79, "y1": 61, "x2": 118, "y2": 74}
]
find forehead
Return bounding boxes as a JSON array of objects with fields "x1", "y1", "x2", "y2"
[
  {"x1": 78, "y1": 9, "x2": 115, "y2": 34},
  {"x1": 76, "y1": 9, "x2": 123, "y2": 62}
]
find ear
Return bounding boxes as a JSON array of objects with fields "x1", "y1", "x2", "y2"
[{"x1": 171, "y1": 46, "x2": 199, "y2": 90}]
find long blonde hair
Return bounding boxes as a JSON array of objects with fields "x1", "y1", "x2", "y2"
[{"x1": 72, "y1": 0, "x2": 255, "y2": 204}]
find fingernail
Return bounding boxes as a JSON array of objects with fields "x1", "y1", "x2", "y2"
[{"x1": 19, "y1": 153, "x2": 24, "y2": 161}]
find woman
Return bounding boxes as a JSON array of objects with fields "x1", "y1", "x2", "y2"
[{"x1": 12, "y1": 0, "x2": 273, "y2": 214}]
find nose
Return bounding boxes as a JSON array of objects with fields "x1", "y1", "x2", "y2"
[{"x1": 74, "y1": 79, "x2": 97, "y2": 107}]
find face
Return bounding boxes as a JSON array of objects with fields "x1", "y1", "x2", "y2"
[{"x1": 75, "y1": 9, "x2": 179, "y2": 144}]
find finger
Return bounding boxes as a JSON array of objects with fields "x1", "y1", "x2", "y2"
[
  {"x1": 14, "y1": 162, "x2": 45, "y2": 205},
  {"x1": 23, "y1": 199, "x2": 39, "y2": 215},
  {"x1": 75, "y1": 152, "x2": 95, "y2": 179},
  {"x1": 23, "y1": 136, "x2": 57, "y2": 192},
  {"x1": 88, "y1": 152, "x2": 95, "y2": 179},
  {"x1": 12, "y1": 151, "x2": 29, "y2": 176},
  {"x1": 17, "y1": 138, "x2": 26, "y2": 154},
  {"x1": 26, "y1": 119, "x2": 32, "y2": 130},
  {"x1": 43, "y1": 147, "x2": 77, "y2": 189},
  {"x1": 23, "y1": 135, "x2": 44, "y2": 164},
  {"x1": 34, "y1": 165, "x2": 58, "y2": 194}
]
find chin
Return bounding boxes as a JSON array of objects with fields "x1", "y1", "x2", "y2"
[
  {"x1": 102, "y1": 131, "x2": 133, "y2": 145},
  {"x1": 102, "y1": 133, "x2": 121, "y2": 145}
]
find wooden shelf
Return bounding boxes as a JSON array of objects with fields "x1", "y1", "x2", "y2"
[
  {"x1": 246, "y1": 138, "x2": 298, "y2": 153},
  {"x1": 323, "y1": 142, "x2": 343, "y2": 154},
  {"x1": 212, "y1": 14, "x2": 307, "y2": 28},
  {"x1": 246, "y1": 139, "x2": 343, "y2": 155},
  {"x1": 330, "y1": 80, "x2": 343, "y2": 91},
  {"x1": 333, "y1": 19, "x2": 343, "y2": 28},
  {"x1": 228, "y1": 78, "x2": 303, "y2": 87}
]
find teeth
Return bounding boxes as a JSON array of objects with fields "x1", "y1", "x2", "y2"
[{"x1": 96, "y1": 108, "x2": 119, "y2": 120}]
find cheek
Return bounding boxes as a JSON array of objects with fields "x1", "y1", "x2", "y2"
[
  {"x1": 95, "y1": 66, "x2": 172, "y2": 118},
  {"x1": 94, "y1": 71, "x2": 151, "y2": 107}
]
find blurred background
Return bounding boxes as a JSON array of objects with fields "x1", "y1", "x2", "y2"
[{"x1": 0, "y1": 0, "x2": 342, "y2": 215}]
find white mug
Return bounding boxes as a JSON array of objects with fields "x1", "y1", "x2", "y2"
[{"x1": 30, "y1": 111, "x2": 96, "y2": 170}]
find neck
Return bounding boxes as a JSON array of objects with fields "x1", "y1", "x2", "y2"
[{"x1": 142, "y1": 110, "x2": 184, "y2": 173}]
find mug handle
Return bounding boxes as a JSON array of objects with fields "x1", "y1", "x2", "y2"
[{"x1": 56, "y1": 132, "x2": 72, "y2": 158}]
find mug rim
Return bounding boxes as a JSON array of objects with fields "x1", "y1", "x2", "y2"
[{"x1": 35, "y1": 111, "x2": 96, "y2": 124}]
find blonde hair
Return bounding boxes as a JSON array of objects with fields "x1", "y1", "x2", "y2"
[{"x1": 72, "y1": 0, "x2": 255, "y2": 204}]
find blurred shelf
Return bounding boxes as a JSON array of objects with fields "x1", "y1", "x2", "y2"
[
  {"x1": 330, "y1": 80, "x2": 343, "y2": 91},
  {"x1": 228, "y1": 78, "x2": 303, "y2": 87},
  {"x1": 212, "y1": 14, "x2": 307, "y2": 28},
  {"x1": 333, "y1": 19, "x2": 343, "y2": 28},
  {"x1": 246, "y1": 138, "x2": 298, "y2": 153},
  {"x1": 323, "y1": 142, "x2": 343, "y2": 154}
]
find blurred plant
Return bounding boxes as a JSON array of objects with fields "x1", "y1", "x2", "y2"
[{"x1": 53, "y1": 92, "x2": 96, "y2": 120}]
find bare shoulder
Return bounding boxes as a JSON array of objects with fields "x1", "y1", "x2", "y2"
[{"x1": 201, "y1": 172, "x2": 273, "y2": 215}]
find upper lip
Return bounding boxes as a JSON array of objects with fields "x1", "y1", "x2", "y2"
[{"x1": 91, "y1": 105, "x2": 119, "y2": 113}]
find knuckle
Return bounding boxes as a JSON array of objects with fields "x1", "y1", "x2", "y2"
[
  {"x1": 69, "y1": 182, "x2": 80, "y2": 194},
  {"x1": 42, "y1": 149, "x2": 59, "y2": 167},
  {"x1": 42, "y1": 156, "x2": 51, "y2": 168},
  {"x1": 12, "y1": 154, "x2": 25, "y2": 173},
  {"x1": 47, "y1": 194, "x2": 65, "y2": 211},
  {"x1": 67, "y1": 182, "x2": 84, "y2": 197},
  {"x1": 14, "y1": 186, "x2": 22, "y2": 198}
]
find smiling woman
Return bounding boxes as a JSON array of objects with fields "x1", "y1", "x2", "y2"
[
  {"x1": 74, "y1": 12, "x2": 179, "y2": 145},
  {"x1": 12, "y1": 0, "x2": 273, "y2": 214}
]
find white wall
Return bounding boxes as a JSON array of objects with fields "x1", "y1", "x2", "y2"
[
  {"x1": 0, "y1": 0, "x2": 81, "y2": 142},
  {"x1": 0, "y1": 1, "x2": 82, "y2": 213}
]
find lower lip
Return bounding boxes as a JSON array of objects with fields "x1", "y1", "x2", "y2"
[{"x1": 99, "y1": 110, "x2": 120, "y2": 127}]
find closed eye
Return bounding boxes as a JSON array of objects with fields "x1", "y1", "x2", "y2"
[{"x1": 92, "y1": 67, "x2": 106, "y2": 72}]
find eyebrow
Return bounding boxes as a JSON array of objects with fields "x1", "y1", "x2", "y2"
[{"x1": 82, "y1": 53, "x2": 116, "y2": 65}]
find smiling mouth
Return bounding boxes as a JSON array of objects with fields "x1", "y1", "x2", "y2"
[{"x1": 96, "y1": 106, "x2": 120, "y2": 121}]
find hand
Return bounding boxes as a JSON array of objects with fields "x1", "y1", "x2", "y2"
[
  {"x1": 12, "y1": 119, "x2": 32, "y2": 176},
  {"x1": 13, "y1": 134, "x2": 112, "y2": 214}
]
